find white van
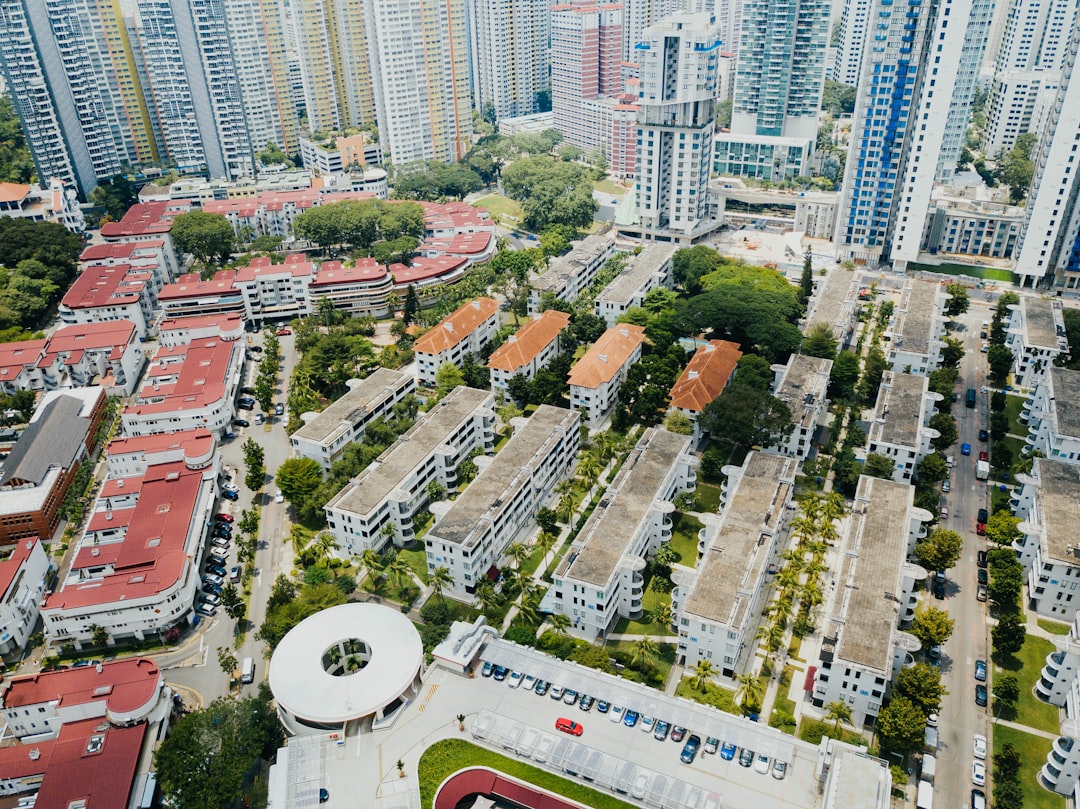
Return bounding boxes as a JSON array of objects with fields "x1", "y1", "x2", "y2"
[{"x1": 241, "y1": 657, "x2": 255, "y2": 684}]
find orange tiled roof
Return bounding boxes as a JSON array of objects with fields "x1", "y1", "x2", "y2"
[
  {"x1": 669, "y1": 340, "x2": 742, "y2": 413},
  {"x1": 488, "y1": 310, "x2": 570, "y2": 372},
  {"x1": 568, "y1": 324, "x2": 646, "y2": 389},
  {"x1": 0, "y1": 182, "x2": 30, "y2": 204},
  {"x1": 413, "y1": 297, "x2": 499, "y2": 355}
]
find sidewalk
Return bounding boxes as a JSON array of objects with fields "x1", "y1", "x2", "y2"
[{"x1": 992, "y1": 717, "x2": 1060, "y2": 741}]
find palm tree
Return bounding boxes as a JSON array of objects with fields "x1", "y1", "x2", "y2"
[
  {"x1": 578, "y1": 453, "x2": 604, "y2": 490},
  {"x1": 507, "y1": 542, "x2": 531, "y2": 568},
  {"x1": 650, "y1": 602, "x2": 673, "y2": 630},
  {"x1": 536, "y1": 531, "x2": 558, "y2": 564},
  {"x1": 824, "y1": 700, "x2": 852, "y2": 733},
  {"x1": 691, "y1": 659, "x2": 716, "y2": 691},
  {"x1": 549, "y1": 613, "x2": 571, "y2": 635},
  {"x1": 360, "y1": 548, "x2": 383, "y2": 580},
  {"x1": 800, "y1": 580, "x2": 824, "y2": 609},
  {"x1": 385, "y1": 553, "x2": 412, "y2": 590},
  {"x1": 555, "y1": 479, "x2": 576, "y2": 524},
  {"x1": 593, "y1": 431, "x2": 616, "y2": 463},
  {"x1": 476, "y1": 580, "x2": 502, "y2": 614},
  {"x1": 290, "y1": 525, "x2": 312, "y2": 555},
  {"x1": 652, "y1": 542, "x2": 678, "y2": 569},
  {"x1": 310, "y1": 532, "x2": 339, "y2": 568},
  {"x1": 789, "y1": 515, "x2": 818, "y2": 547},
  {"x1": 776, "y1": 565, "x2": 802, "y2": 595},
  {"x1": 630, "y1": 637, "x2": 658, "y2": 672},
  {"x1": 735, "y1": 673, "x2": 764, "y2": 710},
  {"x1": 797, "y1": 492, "x2": 823, "y2": 523},
  {"x1": 429, "y1": 566, "x2": 453, "y2": 599},
  {"x1": 756, "y1": 620, "x2": 786, "y2": 655}
]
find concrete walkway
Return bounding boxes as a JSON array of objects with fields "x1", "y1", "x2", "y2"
[{"x1": 992, "y1": 717, "x2": 1061, "y2": 742}]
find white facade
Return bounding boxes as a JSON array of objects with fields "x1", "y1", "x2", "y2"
[
  {"x1": 1023, "y1": 367, "x2": 1080, "y2": 464},
  {"x1": 675, "y1": 452, "x2": 797, "y2": 677},
  {"x1": 568, "y1": 324, "x2": 645, "y2": 427},
  {"x1": 1035, "y1": 616, "x2": 1080, "y2": 798},
  {"x1": 468, "y1": 0, "x2": 551, "y2": 121},
  {"x1": 866, "y1": 372, "x2": 940, "y2": 483},
  {"x1": 1007, "y1": 297, "x2": 1069, "y2": 389},
  {"x1": 811, "y1": 476, "x2": 925, "y2": 728},
  {"x1": 487, "y1": 310, "x2": 570, "y2": 395},
  {"x1": 424, "y1": 406, "x2": 579, "y2": 600},
  {"x1": 414, "y1": 299, "x2": 500, "y2": 387},
  {"x1": 593, "y1": 245, "x2": 674, "y2": 327},
  {"x1": 887, "y1": 280, "x2": 946, "y2": 375},
  {"x1": 325, "y1": 387, "x2": 495, "y2": 552},
  {"x1": 528, "y1": 234, "x2": 617, "y2": 314},
  {"x1": 0, "y1": 538, "x2": 50, "y2": 657},
  {"x1": 832, "y1": 0, "x2": 871, "y2": 86},
  {"x1": 1013, "y1": 459, "x2": 1080, "y2": 619},
  {"x1": 635, "y1": 13, "x2": 721, "y2": 238},
  {"x1": 364, "y1": 0, "x2": 472, "y2": 165},
  {"x1": 233, "y1": 255, "x2": 314, "y2": 323},
  {"x1": 291, "y1": 369, "x2": 416, "y2": 471},
  {"x1": 768, "y1": 354, "x2": 832, "y2": 460},
  {"x1": 548, "y1": 429, "x2": 695, "y2": 640}
]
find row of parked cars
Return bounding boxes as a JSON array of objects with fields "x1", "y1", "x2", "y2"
[
  {"x1": 198, "y1": 513, "x2": 239, "y2": 616},
  {"x1": 481, "y1": 662, "x2": 787, "y2": 779}
]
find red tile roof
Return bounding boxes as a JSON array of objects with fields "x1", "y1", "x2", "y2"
[
  {"x1": 0, "y1": 718, "x2": 146, "y2": 809},
  {"x1": 106, "y1": 428, "x2": 214, "y2": 460},
  {"x1": 669, "y1": 340, "x2": 742, "y2": 413},
  {"x1": 127, "y1": 338, "x2": 235, "y2": 415},
  {"x1": 100, "y1": 201, "x2": 186, "y2": 237},
  {"x1": 0, "y1": 338, "x2": 48, "y2": 382},
  {"x1": 310, "y1": 258, "x2": 391, "y2": 287},
  {"x1": 421, "y1": 231, "x2": 494, "y2": 256},
  {"x1": 414, "y1": 297, "x2": 499, "y2": 355},
  {"x1": 2, "y1": 657, "x2": 161, "y2": 714},
  {"x1": 234, "y1": 253, "x2": 314, "y2": 282},
  {"x1": 568, "y1": 325, "x2": 646, "y2": 389},
  {"x1": 157, "y1": 269, "x2": 240, "y2": 301},
  {"x1": 43, "y1": 322, "x2": 136, "y2": 363},
  {"x1": 61, "y1": 264, "x2": 149, "y2": 310},
  {"x1": 488, "y1": 311, "x2": 570, "y2": 372},
  {"x1": 0, "y1": 537, "x2": 39, "y2": 601},
  {"x1": 0, "y1": 182, "x2": 30, "y2": 204},
  {"x1": 391, "y1": 256, "x2": 468, "y2": 285},
  {"x1": 79, "y1": 241, "x2": 164, "y2": 262}
]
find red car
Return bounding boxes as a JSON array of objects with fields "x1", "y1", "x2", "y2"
[
  {"x1": 215, "y1": 513, "x2": 235, "y2": 523},
  {"x1": 555, "y1": 717, "x2": 583, "y2": 736},
  {"x1": 979, "y1": 451, "x2": 988, "y2": 462},
  {"x1": 276, "y1": 327, "x2": 292, "y2": 336}
]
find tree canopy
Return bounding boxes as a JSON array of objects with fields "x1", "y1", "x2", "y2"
[
  {"x1": 699, "y1": 374, "x2": 793, "y2": 452},
  {"x1": 276, "y1": 457, "x2": 323, "y2": 512},
  {"x1": 154, "y1": 683, "x2": 283, "y2": 809},
  {"x1": 0, "y1": 218, "x2": 83, "y2": 331},
  {"x1": 500, "y1": 155, "x2": 598, "y2": 231},
  {"x1": 0, "y1": 96, "x2": 34, "y2": 183},
  {"x1": 915, "y1": 528, "x2": 964, "y2": 571},
  {"x1": 391, "y1": 160, "x2": 484, "y2": 201},
  {"x1": 171, "y1": 211, "x2": 236, "y2": 265},
  {"x1": 293, "y1": 199, "x2": 426, "y2": 254}
]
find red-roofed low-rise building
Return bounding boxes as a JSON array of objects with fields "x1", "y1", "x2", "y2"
[
  {"x1": 0, "y1": 537, "x2": 50, "y2": 656},
  {"x1": 79, "y1": 239, "x2": 177, "y2": 286},
  {"x1": 668, "y1": 339, "x2": 742, "y2": 441},
  {"x1": 0, "y1": 716, "x2": 147, "y2": 808},
  {"x1": 414, "y1": 298, "x2": 501, "y2": 386},
  {"x1": 233, "y1": 254, "x2": 316, "y2": 322},
  {"x1": 309, "y1": 259, "x2": 394, "y2": 317},
  {"x1": 487, "y1": 310, "x2": 571, "y2": 395},
  {"x1": 122, "y1": 314, "x2": 245, "y2": 438},
  {"x1": 99, "y1": 201, "x2": 187, "y2": 272},
  {"x1": 58, "y1": 264, "x2": 158, "y2": 339},
  {"x1": 42, "y1": 428, "x2": 220, "y2": 648},
  {"x1": 38, "y1": 321, "x2": 147, "y2": 396},
  {"x1": 0, "y1": 338, "x2": 49, "y2": 395},
  {"x1": 2, "y1": 658, "x2": 165, "y2": 739},
  {"x1": 568, "y1": 324, "x2": 646, "y2": 427},
  {"x1": 157, "y1": 270, "x2": 245, "y2": 320},
  {"x1": 0, "y1": 178, "x2": 85, "y2": 232}
]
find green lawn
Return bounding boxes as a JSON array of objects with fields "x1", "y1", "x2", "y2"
[
  {"x1": 908, "y1": 262, "x2": 1017, "y2": 283},
  {"x1": 1005, "y1": 394, "x2": 1029, "y2": 438},
  {"x1": 418, "y1": 739, "x2": 638, "y2": 809},
  {"x1": 473, "y1": 194, "x2": 525, "y2": 224},
  {"x1": 996, "y1": 435, "x2": 1028, "y2": 480},
  {"x1": 675, "y1": 677, "x2": 738, "y2": 713},
  {"x1": 1038, "y1": 617, "x2": 1072, "y2": 636},
  {"x1": 796, "y1": 717, "x2": 866, "y2": 748},
  {"x1": 992, "y1": 485, "x2": 1016, "y2": 514},
  {"x1": 695, "y1": 481, "x2": 723, "y2": 513},
  {"x1": 604, "y1": 638, "x2": 675, "y2": 685},
  {"x1": 593, "y1": 178, "x2": 626, "y2": 196},
  {"x1": 994, "y1": 634, "x2": 1061, "y2": 734},
  {"x1": 398, "y1": 542, "x2": 431, "y2": 584},
  {"x1": 611, "y1": 585, "x2": 674, "y2": 637},
  {"x1": 669, "y1": 513, "x2": 703, "y2": 567},
  {"x1": 992, "y1": 725, "x2": 1064, "y2": 809}
]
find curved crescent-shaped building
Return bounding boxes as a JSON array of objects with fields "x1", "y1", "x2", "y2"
[{"x1": 269, "y1": 603, "x2": 423, "y2": 734}]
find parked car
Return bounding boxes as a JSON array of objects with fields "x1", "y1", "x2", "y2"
[
  {"x1": 211, "y1": 536, "x2": 230, "y2": 549},
  {"x1": 579, "y1": 694, "x2": 594, "y2": 712},
  {"x1": 508, "y1": 671, "x2": 523, "y2": 688},
  {"x1": 976, "y1": 684, "x2": 988, "y2": 706},
  {"x1": 608, "y1": 705, "x2": 624, "y2": 723},
  {"x1": 704, "y1": 737, "x2": 719, "y2": 755},
  {"x1": 492, "y1": 665, "x2": 508, "y2": 681},
  {"x1": 975, "y1": 659, "x2": 987, "y2": 681},
  {"x1": 556, "y1": 717, "x2": 583, "y2": 736},
  {"x1": 979, "y1": 451, "x2": 989, "y2": 462},
  {"x1": 977, "y1": 568, "x2": 988, "y2": 585},
  {"x1": 238, "y1": 396, "x2": 255, "y2": 407},
  {"x1": 972, "y1": 788, "x2": 986, "y2": 809},
  {"x1": 275, "y1": 402, "x2": 284, "y2": 416},
  {"x1": 202, "y1": 573, "x2": 224, "y2": 586},
  {"x1": 522, "y1": 674, "x2": 536, "y2": 691},
  {"x1": 942, "y1": 480, "x2": 951, "y2": 493},
  {"x1": 254, "y1": 412, "x2": 264, "y2": 425},
  {"x1": 680, "y1": 735, "x2": 701, "y2": 764},
  {"x1": 221, "y1": 489, "x2": 239, "y2": 501},
  {"x1": 563, "y1": 689, "x2": 578, "y2": 705},
  {"x1": 738, "y1": 748, "x2": 755, "y2": 767},
  {"x1": 926, "y1": 712, "x2": 938, "y2": 728},
  {"x1": 199, "y1": 592, "x2": 221, "y2": 605},
  {"x1": 961, "y1": 443, "x2": 972, "y2": 456},
  {"x1": 249, "y1": 345, "x2": 263, "y2": 353},
  {"x1": 205, "y1": 563, "x2": 227, "y2": 576},
  {"x1": 772, "y1": 759, "x2": 788, "y2": 780},
  {"x1": 977, "y1": 508, "x2": 989, "y2": 535},
  {"x1": 978, "y1": 429, "x2": 989, "y2": 442},
  {"x1": 596, "y1": 700, "x2": 610, "y2": 713},
  {"x1": 940, "y1": 505, "x2": 950, "y2": 519},
  {"x1": 972, "y1": 761, "x2": 986, "y2": 787},
  {"x1": 670, "y1": 726, "x2": 687, "y2": 743},
  {"x1": 276, "y1": 327, "x2": 291, "y2": 336},
  {"x1": 215, "y1": 513, "x2": 234, "y2": 523},
  {"x1": 237, "y1": 401, "x2": 254, "y2": 410},
  {"x1": 640, "y1": 715, "x2": 655, "y2": 733},
  {"x1": 977, "y1": 550, "x2": 988, "y2": 568},
  {"x1": 549, "y1": 685, "x2": 564, "y2": 700},
  {"x1": 274, "y1": 491, "x2": 285, "y2": 504},
  {"x1": 977, "y1": 583, "x2": 988, "y2": 602},
  {"x1": 753, "y1": 753, "x2": 770, "y2": 774},
  {"x1": 654, "y1": 720, "x2": 671, "y2": 741},
  {"x1": 974, "y1": 734, "x2": 987, "y2": 760},
  {"x1": 232, "y1": 419, "x2": 249, "y2": 428},
  {"x1": 623, "y1": 710, "x2": 640, "y2": 728},
  {"x1": 195, "y1": 603, "x2": 217, "y2": 617},
  {"x1": 534, "y1": 680, "x2": 549, "y2": 695},
  {"x1": 481, "y1": 661, "x2": 494, "y2": 677}
]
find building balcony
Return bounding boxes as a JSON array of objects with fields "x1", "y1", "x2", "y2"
[
  {"x1": 1042, "y1": 662, "x2": 1061, "y2": 683},
  {"x1": 1043, "y1": 761, "x2": 1062, "y2": 788},
  {"x1": 1037, "y1": 677, "x2": 1056, "y2": 700}
]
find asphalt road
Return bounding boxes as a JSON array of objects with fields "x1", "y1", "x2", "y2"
[
  {"x1": 163, "y1": 331, "x2": 299, "y2": 703},
  {"x1": 934, "y1": 300, "x2": 994, "y2": 809}
]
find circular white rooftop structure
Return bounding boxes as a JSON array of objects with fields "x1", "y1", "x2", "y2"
[{"x1": 269, "y1": 603, "x2": 423, "y2": 730}]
